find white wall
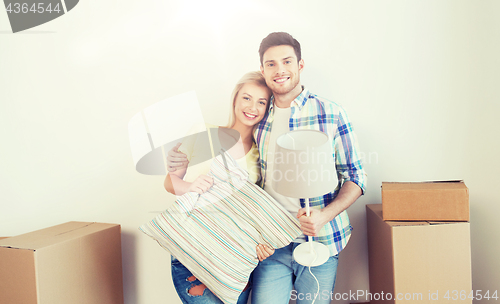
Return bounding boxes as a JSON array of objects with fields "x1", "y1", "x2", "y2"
[{"x1": 1, "y1": 1, "x2": 499, "y2": 303}]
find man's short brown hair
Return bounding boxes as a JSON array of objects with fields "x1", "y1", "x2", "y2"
[{"x1": 259, "y1": 32, "x2": 301, "y2": 65}]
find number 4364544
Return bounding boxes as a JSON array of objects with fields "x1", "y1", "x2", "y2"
[
  {"x1": 443, "y1": 290, "x2": 498, "y2": 301},
  {"x1": 6, "y1": 3, "x2": 62, "y2": 14}
]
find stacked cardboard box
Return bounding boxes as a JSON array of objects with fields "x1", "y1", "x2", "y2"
[
  {"x1": 382, "y1": 181, "x2": 469, "y2": 221},
  {"x1": 367, "y1": 181, "x2": 472, "y2": 304},
  {"x1": 0, "y1": 222, "x2": 124, "y2": 304}
]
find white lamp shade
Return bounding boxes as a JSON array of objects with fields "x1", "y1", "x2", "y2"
[
  {"x1": 128, "y1": 91, "x2": 206, "y2": 175},
  {"x1": 272, "y1": 129, "x2": 337, "y2": 198}
]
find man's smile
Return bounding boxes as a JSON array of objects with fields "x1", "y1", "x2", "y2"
[{"x1": 274, "y1": 76, "x2": 290, "y2": 84}]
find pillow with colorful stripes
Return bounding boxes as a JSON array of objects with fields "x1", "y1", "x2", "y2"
[{"x1": 139, "y1": 151, "x2": 302, "y2": 304}]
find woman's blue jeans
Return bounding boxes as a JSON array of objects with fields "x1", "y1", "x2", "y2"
[{"x1": 171, "y1": 256, "x2": 251, "y2": 304}]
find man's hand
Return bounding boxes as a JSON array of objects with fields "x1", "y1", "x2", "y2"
[
  {"x1": 297, "y1": 182, "x2": 362, "y2": 236},
  {"x1": 256, "y1": 244, "x2": 275, "y2": 261},
  {"x1": 187, "y1": 175, "x2": 213, "y2": 194},
  {"x1": 296, "y1": 208, "x2": 330, "y2": 237},
  {"x1": 167, "y1": 143, "x2": 189, "y2": 172}
]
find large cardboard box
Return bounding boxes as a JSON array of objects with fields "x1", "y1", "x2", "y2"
[
  {"x1": 382, "y1": 180, "x2": 469, "y2": 221},
  {"x1": 0, "y1": 222, "x2": 123, "y2": 304},
  {"x1": 366, "y1": 204, "x2": 472, "y2": 304}
]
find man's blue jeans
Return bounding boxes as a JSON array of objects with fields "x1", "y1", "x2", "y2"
[{"x1": 251, "y1": 243, "x2": 338, "y2": 304}]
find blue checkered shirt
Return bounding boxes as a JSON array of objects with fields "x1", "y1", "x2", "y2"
[{"x1": 254, "y1": 87, "x2": 367, "y2": 256}]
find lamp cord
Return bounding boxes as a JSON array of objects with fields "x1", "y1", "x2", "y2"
[{"x1": 308, "y1": 249, "x2": 320, "y2": 304}]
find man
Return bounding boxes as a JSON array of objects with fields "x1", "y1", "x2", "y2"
[
  {"x1": 250, "y1": 32, "x2": 366, "y2": 304},
  {"x1": 168, "y1": 32, "x2": 366, "y2": 303}
]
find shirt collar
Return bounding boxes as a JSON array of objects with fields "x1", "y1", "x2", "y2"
[
  {"x1": 294, "y1": 86, "x2": 310, "y2": 110},
  {"x1": 268, "y1": 86, "x2": 310, "y2": 112}
]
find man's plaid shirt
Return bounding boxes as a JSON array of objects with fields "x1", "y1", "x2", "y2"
[{"x1": 254, "y1": 87, "x2": 367, "y2": 256}]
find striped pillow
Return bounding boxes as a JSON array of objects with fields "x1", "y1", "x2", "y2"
[{"x1": 140, "y1": 151, "x2": 302, "y2": 304}]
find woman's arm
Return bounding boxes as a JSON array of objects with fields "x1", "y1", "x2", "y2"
[
  {"x1": 164, "y1": 169, "x2": 186, "y2": 195},
  {"x1": 164, "y1": 139, "x2": 214, "y2": 196},
  {"x1": 163, "y1": 146, "x2": 213, "y2": 196},
  {"x1": 164, "y1": 171, "x2": 213, "y2": 196}
]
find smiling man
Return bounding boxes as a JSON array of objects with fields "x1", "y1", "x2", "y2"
[{"x1": 251, "y1": 32, "x2": 367, "y2": 304}]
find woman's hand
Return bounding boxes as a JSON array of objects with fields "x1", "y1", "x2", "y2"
[
  {"x1": 256, "y1": 244, "x2": 275, "y2": 261},
  {"x1": 187, "y1": 175, "x2": 213, "y2": 194}
]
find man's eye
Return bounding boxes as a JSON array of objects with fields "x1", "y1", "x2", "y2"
[
  {"x1": 267, "y1": 63, "x2": 274, "y2": 67},
  {"x1": 285, "y1": 61, "x2": 291, "y2": 64}
]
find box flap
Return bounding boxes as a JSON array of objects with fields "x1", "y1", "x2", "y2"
[
  {"x1": 383, "y1": 180, "x2": 463, "y2": 184},
  {"x1": 0, "y1": 222, "x2": 118, "y2": 251},
  {"x1": 387, "y1": 221, "x2": 429, "y2": 227},
  {"x1": 365, "y1": 204, "x2": 384, "y2": 219},
  {"x1": 0, "y1": 246, "x2": 38, "y2": 303},
  {"x1": 365, "y1": 204, "x2": 430, "y2": 227},
  {"x1": 366, "y1": 204, "x2": 396, "y2": 301},
  {"x1": 428, "y1": 221, "x2": 469, "y2": 226},
  {"x1": 382, "y1": 180, "x2": 466, "y2": 191}
]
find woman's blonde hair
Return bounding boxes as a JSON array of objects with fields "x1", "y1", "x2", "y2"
[{"x1": 226, "y1": 71, "x2": 271, "y2": 128}]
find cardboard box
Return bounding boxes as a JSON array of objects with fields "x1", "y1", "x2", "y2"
[
  {"x1": 0, "y1": 222, "x2": 123, "y2": 304},
  {"x1": 366, "y1": 204, "x2": 472, "y2": 304},
  {"x1": 382, "y1": 180, "x2": 469, "y2": 221}
]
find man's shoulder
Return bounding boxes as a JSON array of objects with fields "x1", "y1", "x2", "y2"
[{"x1": 303, "y1": 89, "x2": 344, "y2": 114}]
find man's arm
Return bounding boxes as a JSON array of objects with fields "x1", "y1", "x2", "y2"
[
  {"x1": 167, "y1": 143, "x2": 189, "y2": 172},
  {"x1": 297, "y1": 105, "x2": 366, "y2": 236}
]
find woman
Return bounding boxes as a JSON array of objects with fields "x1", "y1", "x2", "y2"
[{"x1": 164, "y1": 71, "x2": 275, "y2": 304}]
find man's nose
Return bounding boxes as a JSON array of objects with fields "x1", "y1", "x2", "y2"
[{"x1": 276, "y1": 63, "x2": 286, "y2": 74}]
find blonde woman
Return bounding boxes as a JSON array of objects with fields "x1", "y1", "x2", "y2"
[{"x1": 164, "y1": 71, "x2": 274, "y2": 304}]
